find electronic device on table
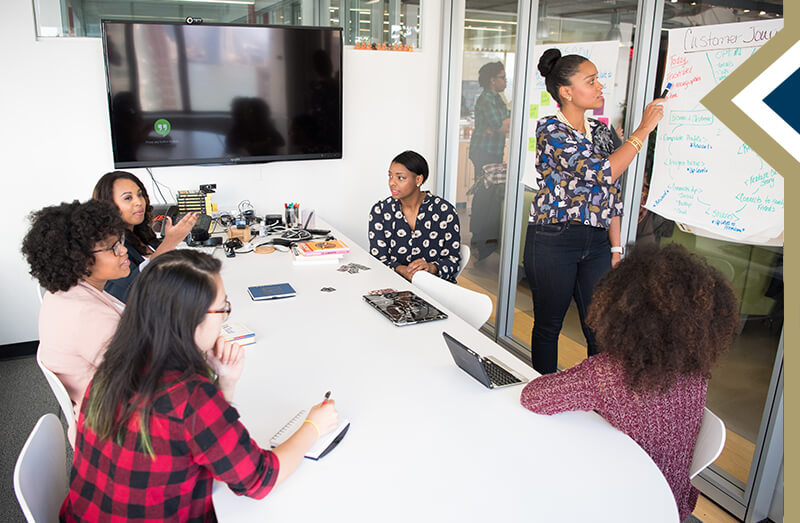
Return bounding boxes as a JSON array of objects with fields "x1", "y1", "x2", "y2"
[
  {"x1": 363, "y1": 290, "x2": 447, "y2": 326},
  {"x1": 442, "y1": 332, "x2": 527, "y2": 389},
  {"x1": 102, "y1": 21, "x2": 343, "y2": 169}
]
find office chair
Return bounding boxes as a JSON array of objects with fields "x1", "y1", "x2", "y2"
[
  {"x1": 36, "y1": 349, "x2": 76, "y2": 443},
  {"x1": 412, "y1": 271, "x2": 492, "y2": 329},
  {"x1": 689, "y1": 407, "x2": 726, "y2": 479},
  {"x1": 14, "y1": 413, "x2": 68, "y2": 523}
]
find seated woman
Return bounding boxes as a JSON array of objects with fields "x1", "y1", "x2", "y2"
[
  {"x1": 520, "y1": 244, "x2": 738, "y2": 521},
  {"x1": 61, "y1": 250, "x2": 339, "y2": 520},
  {"x1": 93, "y1": 171, "x2": 199, "y2": 302},
  {"x1": 368, "y1": 150, "x2": 461, "y2": 282},
  {"x1": 21, "y1": 200, "x2": 130, "y2": 439}
]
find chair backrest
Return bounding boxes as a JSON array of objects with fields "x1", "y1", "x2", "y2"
[
  {"x1": 36, "y1": 350, "x2": 76, "y2": 439},
  {"x1": 14, "y1": 413, "x2": 68, "y2": 523},
  {"x1": 455, "y1": 244, "x2": 471, "y2": 279},
  {"x1": 412, "y1": 271, "x2": 492, "y2": 329},
  {"x1": 36, "y1": 283, "x2": 45, "y2": 304},
  {"x1": 689, "y1": 407, "x2": 726, "y2": 479}
]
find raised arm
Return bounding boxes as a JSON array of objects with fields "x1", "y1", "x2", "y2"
[{"x1": 607, "y1": 99, "x2": 665, "y2": 182}]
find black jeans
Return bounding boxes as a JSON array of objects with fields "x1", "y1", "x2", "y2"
[{"x1": 522, "y1": 221, "x2": 611, "y2": 374}]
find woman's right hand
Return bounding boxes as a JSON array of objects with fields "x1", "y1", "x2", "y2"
[
  {"x1": 305, "y1": 400, "x2": 339, "y2": 438},
  {"x1": 163, "y1": 212, "x2": 199, "y2": 246},
  {"x1": 636, "y1": 98, "x2": 666, "y2": 135}
]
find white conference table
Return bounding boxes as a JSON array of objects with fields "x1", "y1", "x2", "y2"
[{"x1": 210, "y1": 222, "x2": 680, "y2": 523}]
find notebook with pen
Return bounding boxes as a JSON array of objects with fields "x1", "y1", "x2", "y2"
[
  {"x1": 442, "y1": 332, "x2": 528, "y2": 389},
  {"x1": 363, "y1": 290, "x2": 447, "y2": 326},
  {"x1": 269, "y1": 410, "x2": 350, "y2": 460}
]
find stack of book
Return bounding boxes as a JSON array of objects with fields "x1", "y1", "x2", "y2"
[
  {"x1": 290, "y1": 239, "x2": 350, "y2": 265},
  {"x1": 221, "y1": 321, "x2": 256, "y2": 347}
]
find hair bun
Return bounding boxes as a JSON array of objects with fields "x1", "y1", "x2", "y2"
[{"x1": 538, "y1": 48, "x2": 562, "y2": 78}]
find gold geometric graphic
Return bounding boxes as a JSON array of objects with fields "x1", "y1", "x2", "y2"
[{"x1": 701, "y1": 4, "x2": 796, "y2": 520}]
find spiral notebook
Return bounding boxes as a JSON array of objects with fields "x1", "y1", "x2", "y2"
[{"x1": 269, "y1": 410, "x2": 350, "y2": 460}]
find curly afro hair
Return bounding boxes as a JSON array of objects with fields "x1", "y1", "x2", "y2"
[
  {"x1": 586, "y1": 243, "x2": 739, "y2": 393},
  {"x1": 21, "y1": 200, "x2": 127, "y2": 293}
]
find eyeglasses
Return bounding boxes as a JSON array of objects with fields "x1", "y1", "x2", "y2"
[
  {"x1": 91, "y1": 234, "x2": 126, "y2": 257},
  {"x1": 208, "y1": 298, "x2": 232, "y2": 321}
]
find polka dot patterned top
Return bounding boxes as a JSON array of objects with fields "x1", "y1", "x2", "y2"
[{"x1": 368, "y1": 193, "x2": 462, "y2": 282}]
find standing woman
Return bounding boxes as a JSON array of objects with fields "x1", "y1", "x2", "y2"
[
  {"x1": 468, "y1": 61, "x2": 510, "y2": 260},
  {"x1": 61, "y1": 250, "x2": 339, "y2": 520},
  {"x1": 93, "y1": 171, "x2": 198, "y2": 302},
  {"x1": 369, "y1": 150, "x2": 462, "y2": 282},
  {"x1": 524, "y1": 49, "x2": 664, "y2": 374}
]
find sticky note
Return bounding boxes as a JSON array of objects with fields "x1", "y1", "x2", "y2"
[
  {"x1": 528, "y1": 137, "x2": 536, "y2": 151},
  {"x1": 541, "y1": 91, "x2": 551, "y2": 105},
  {"x1": 529, "y1": 104, "x2": 539, "y2": 119}
]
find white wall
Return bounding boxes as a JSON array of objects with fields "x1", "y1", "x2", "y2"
[{"x1": 0, "y1": 0, "x2": 443, "y2": 345}]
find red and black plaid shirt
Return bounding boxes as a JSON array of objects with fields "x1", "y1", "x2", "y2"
[{"x1": 60, "y1": 371, "x2": 279, "y2": 522}]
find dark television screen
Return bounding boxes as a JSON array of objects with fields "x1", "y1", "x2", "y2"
[{"x1": 102, "y1": 21, "x2": 342, "y2": 168}]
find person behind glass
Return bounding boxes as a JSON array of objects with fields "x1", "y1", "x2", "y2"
[
  {"x1": 524, "y1": 49, "x2": 665, "y2": 374},
  {"x1": 369, "y1": 150, "x2": 462, "y2": 282},
  {"x1": 468, "y1": 61, "x2": 510, "y2": 260},
  {"x1": 61, "y1": 250, "x2": 339, "y2": 521},
  {"x1": 21, "y1": 200, "x2": 130, "y2": 445},
  {"x1": 521, "y1": 244, "x2": 738, "y2": 521},
  {"x1": 93, "y1": 171, "x2": 199, "y2": 302}
]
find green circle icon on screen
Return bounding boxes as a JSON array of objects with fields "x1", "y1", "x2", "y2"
[{"x1": 154, "y1": 119, "x2": 171, "y2": 137}]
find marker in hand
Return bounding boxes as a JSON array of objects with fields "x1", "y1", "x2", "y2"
[
  {"x1": 322, "y1": 390, "x2": 331, "y2": 405},
  {"x1": 660, "y1": 82, "x2": 672, "y2": 99}
]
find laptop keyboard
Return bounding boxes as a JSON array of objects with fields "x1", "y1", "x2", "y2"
[{"x1": 483, "y1": 359, "x2": 521, "y2": 386}]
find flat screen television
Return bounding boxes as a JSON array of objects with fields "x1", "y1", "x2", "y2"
[{"x1": 102, "y1": 21, "x2": 342, "y2": 168}]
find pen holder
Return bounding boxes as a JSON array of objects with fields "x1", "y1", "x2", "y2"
[{"x1": 285, "y1": 205, "x2": 301, "y2": 228}]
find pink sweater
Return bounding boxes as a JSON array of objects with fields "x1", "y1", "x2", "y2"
[
  {"x1": 520, "y1": 353, "x2": 705, "y2": 521},
  {"x1": 38, "y1": 281, "x2": 124, "y2": 419}
]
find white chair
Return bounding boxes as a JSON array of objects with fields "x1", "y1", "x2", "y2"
[
  {"x1": 412, "y1": 270, "x2": 492, "y2": 329},
  {"x1": 36, "y1": 349, "x2": 76, "y2": 440},
  {"x1": 455, "y1": 244, "x2": 471, "y2": 279},
  {"x1": 14, "y1": 413, "x2": 68, "y2": 523},
  {"x1": 689, "y1": 407, "x2": 726, "y2": 479},
  {"x1": 35, "y1": 283, "x2": 45, "y2": 304}
]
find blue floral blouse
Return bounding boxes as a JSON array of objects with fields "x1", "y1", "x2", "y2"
[
  {"x1": 531, "y1": 116, "x2": 624, "y2": 229},
  {"x1": 368, "y1": 194, "x2": 462, "y2": 282}
]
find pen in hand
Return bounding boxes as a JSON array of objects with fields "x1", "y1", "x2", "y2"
[{"x1": 322, "y1": 390, "x2": 331, "y2": 405}]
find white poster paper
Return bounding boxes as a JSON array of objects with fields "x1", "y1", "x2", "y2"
[{"x1": 646, "y1": 19, "x2": 784, "y2": 246}]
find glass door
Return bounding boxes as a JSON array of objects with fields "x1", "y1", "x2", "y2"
[
  {"x1": 449, "y1": 1, "x2": 520, "y2": 327},
  {"x1": 625, "y1": 2, "x2": 784, "y2": 519}
]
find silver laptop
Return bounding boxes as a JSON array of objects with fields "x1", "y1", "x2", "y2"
[
  {"x1": 443, "y1": 332, "x2": 527, "y2": 389},
  {"x1": 363, "y1": 290, "x2": 447, "y2": 326}
]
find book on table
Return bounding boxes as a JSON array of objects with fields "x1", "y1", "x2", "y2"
[
  {"x1": 221, "y1": 321, "x2": 256, "y2": 346},
  {"x1": 295, "y1": 239, "x2": 350, "y2": 256},
  {"x1": 291, "y1": 245, "x2": 342, "y2": 265}
]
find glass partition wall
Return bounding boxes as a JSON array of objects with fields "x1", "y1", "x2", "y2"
[
  {"x1": 33, "y1": 0, "x2": 421, "y2": 47},
  {"x1": 440, "y1": 0, "x2": 784, "y2": 520}
]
